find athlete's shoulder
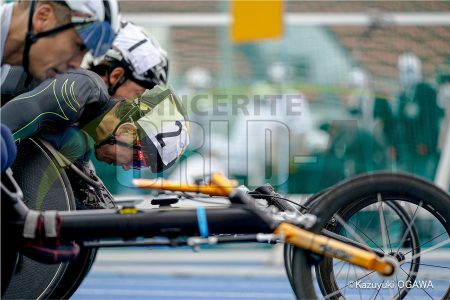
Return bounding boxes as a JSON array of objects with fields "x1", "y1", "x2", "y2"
[
  {"x1": 63, "y1": 68, "x2": 109, "y2": 96},
  {"x1": 64, "y1": 68, "x2": 104, "y2": 85}
]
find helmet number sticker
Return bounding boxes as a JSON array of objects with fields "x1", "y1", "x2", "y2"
[{"x1": 155, "y1": 121, "x2": 182, "y2": 147}]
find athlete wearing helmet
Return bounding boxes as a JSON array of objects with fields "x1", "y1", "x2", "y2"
[
  {"x1": 1, "y1": 24, "x2": 176, "y2": 297},
  {"x1": 94, "y1": 87, "x2": 188, "y2": 172},
  {"x1": 88, "y1": 21, "x2": 169, "y2": 100},
  {"x1": 0, "y1": 69, "x2": 188, "y2": 172},
  {"x1": 1, "y1": 20, "x2": 174, "y2": 179},
  {"x1": 0, "y1": 0, "x2": 120, "y2": 83}
]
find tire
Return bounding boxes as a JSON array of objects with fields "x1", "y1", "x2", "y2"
[
  {"x1": 315, "y1": 201, "x2": 420, "y2": 299},
  {"x1": 290, "y1": 172, "x2": 450, "y2": 299},
  {"x1": 1, "y1": 171, "x2": 21, "y2": 295},
  {"x1": 1, "y1": 232, "x2": 19, "y2": 296},
  {"x1": 2, "y1": 139, "x2": 96, "y2": 299},
  {"x1": 3, "y1": 138, "x2": 76, "y2": 299},
  {"x1": 48, "y1": 246, "x2": 98, "y2": 299},
  {"x1": 283, "y1": 188, "x2": 330, "y2": 291}
]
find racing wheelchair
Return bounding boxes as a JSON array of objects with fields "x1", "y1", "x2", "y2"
[{"x1": 2, "y1": 137, "x2": 450, "y2": 299}]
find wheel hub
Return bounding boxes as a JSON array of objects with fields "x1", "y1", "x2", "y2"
[{"x1": 388, "y1": 251, "x2": 405, "y2": 262}]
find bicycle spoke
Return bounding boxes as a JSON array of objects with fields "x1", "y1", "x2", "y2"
[
  {"x1": 371, "y1": 279, "x2": 384, "y2": 300},
  {"x1": 361, "y1": 207, "x2": 378, "y2": 236},
  {"x1": 404, "y1": 232, "x2": 447, "y2": 256},
  {"x1": 420, "y1": 288, "x2": 436, "y2": 300},
  {"x1": 347, "y1": 204, "x2": 410, "y2": 254},
  {"x1": 387, "y1": 277, "x2": 395, "y2": 299},
  {"x1": 385, "y1": 216, "x2": 407, "y2": 251},
  {"x1": 401, "y1": 238, "x2": 450, "y2": 265},
  {"x1": 352, "y1": 265, "x2": 363, "y2": 300},
  {"x1": 348, "y1": 219, "x2": 385, "y2": 253},
  {"x1": 311, "y1": 181, "x2": 450, "y2": 300},
  {"x1": 409, "y1": 263, "x2": 450, "y2": 270},
  {"x1": 399, "y1": 265, "x2": 416, "y2": 281},
  {"x1": 324, "y1": 271, "x2": 376, "y2": 299},
  {"x1": 344, "y1": 263, "x2": 351, "y2": 298},
  {"x1": 396, "y1": 201, "x2": 422, "y2": 256},
  {"x1": 399, "y1": 265, "x2": 429, "y2": 278},
  {"x1": 335, "y1": 260, "x2": 348, "y2": 278},
  {"x1": 328, "y1": 222, "x2": 448, "y2": 299},
  {"x1": 369, "y1": 284, "x2": 380, "y2": 300},
  {"x1": 398, "y1": 265, "x2": 437, "y2": 300},
  {"x1": 334, "y1": 214, "x2": 376, "y2": 253},
  {"x1": 400, "y1": 267, "x2": 434, "y2": 299},
  {"x1": 395, "y1": 272, "x2": 401, "y2": 298},
  {"x1": 401, "y1": 263, "x2": 450, "y2": 283},
  {"x1": 377, "y1": 194, "x2": 392, "y2": 253}
]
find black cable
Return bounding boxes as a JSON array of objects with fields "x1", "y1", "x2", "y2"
[
  {"x1": 181, "y1": 198, "x2": 229, "y2": 206},
  {"x1": 247, "y1": 192, "x2": 308, "y2": 210},
  {"x1": 178, "y1": 190, "x2": 307, "y2": 211}
]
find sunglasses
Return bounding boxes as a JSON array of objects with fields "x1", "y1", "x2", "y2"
[{"x1": 76, "y1": 21, "x2": 116, "y2": 58}]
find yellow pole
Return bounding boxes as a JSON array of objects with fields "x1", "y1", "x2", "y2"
[
  {"x1": 132, "y1": 173, "x2": 237, "y2": 197},
  {"x1": 275, "y1": 222, "x2": 396, "y2": 276}
]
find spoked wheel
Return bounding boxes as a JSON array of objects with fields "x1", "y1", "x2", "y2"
[
  {"x1": 315, "y1": 198, "x2": 421, "y2": 299},
  {"x1": 291, "y1": 172, "x2": 450, "y2": 300}
]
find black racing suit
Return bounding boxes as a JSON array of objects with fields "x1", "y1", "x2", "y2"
[
  {"x1": 1, "y1": 68, "x2": 117, "y2": 161},
  {"x1": 1, "y1": 68, "x2": 119, "y2": 209}
]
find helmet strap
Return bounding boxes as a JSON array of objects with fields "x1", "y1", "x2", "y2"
[
  {"x1": 95, "y1": 102, "x2": 140, "y2": 149},
  {"x1": 95, "y1": 135, "x2": 141, "y2": 151},
  {"x1": 23, "y1": 0, "x2": 36, "y2": 85},
  {"x1": 23, "y1": 0, "x2": 77, "y2": 84}
]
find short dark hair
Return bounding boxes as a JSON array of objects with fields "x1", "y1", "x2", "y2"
[{"x1": 88, "y1": 62, "x2": 110, "y2": 78}]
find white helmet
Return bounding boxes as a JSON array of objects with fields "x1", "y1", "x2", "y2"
[
  {"x1": 98, "y1": 21, "x2": 169, "y2": 95},
  {"x1": 23, "y1": 0, "x2": 121, "y2": 75},
  {"x1": 398, "y1": 52, "x2": 423, "y2": 88},
  {"x1": 96, "y1": 86, "x2": 189, "y2": 173},
  {"x1": 62, "y1": 0, "x2": 121, "y2": 58}
]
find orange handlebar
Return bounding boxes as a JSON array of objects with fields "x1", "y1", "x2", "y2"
[{"x1": 132, "y1": 173, "x2": 237, "y2": 197}]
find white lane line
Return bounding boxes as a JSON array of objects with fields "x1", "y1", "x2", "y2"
[{"x1": 74, "y1": 288, "x2": 295, "y2": 299}]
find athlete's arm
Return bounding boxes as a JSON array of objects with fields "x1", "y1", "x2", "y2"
[
  {"x1": 0, "y1": 69, "x2": 111, "y2": 142},
  {"x1": 1, "y1": 66, "x2": 42, "y2": 105}
]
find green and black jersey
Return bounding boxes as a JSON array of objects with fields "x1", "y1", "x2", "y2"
[{"x1": 1, "y1": 68, "x2": 117, "y2": 142}]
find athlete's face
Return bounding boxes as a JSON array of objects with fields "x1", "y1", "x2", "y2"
[
  {"x1": 94, "y1": 123, "x2": 138, "y2": 171},
  {"x1": 107, "y1": 67, "x2": 147, "y2": 100},
  {"x1": 28, "y1": 4, "x2": 87, "y2": 80},
  {"x1": 115, "y1": 80, "x2": 147, "y2": 100},
  {"x1": 95, "y1": 143, "x2": 134, "y2": 171}
]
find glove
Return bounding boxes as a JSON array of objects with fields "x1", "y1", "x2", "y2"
[{"x1": 1, "y1": 124, "x2": 17, "y2": 173}]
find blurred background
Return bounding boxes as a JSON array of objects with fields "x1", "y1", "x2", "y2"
[
  {"x1": 73, "y1": 2, "x2": 450, "y2": 299},
  {"x1": 97, "y1": 0, "x2": 450, "y2": 196}
]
